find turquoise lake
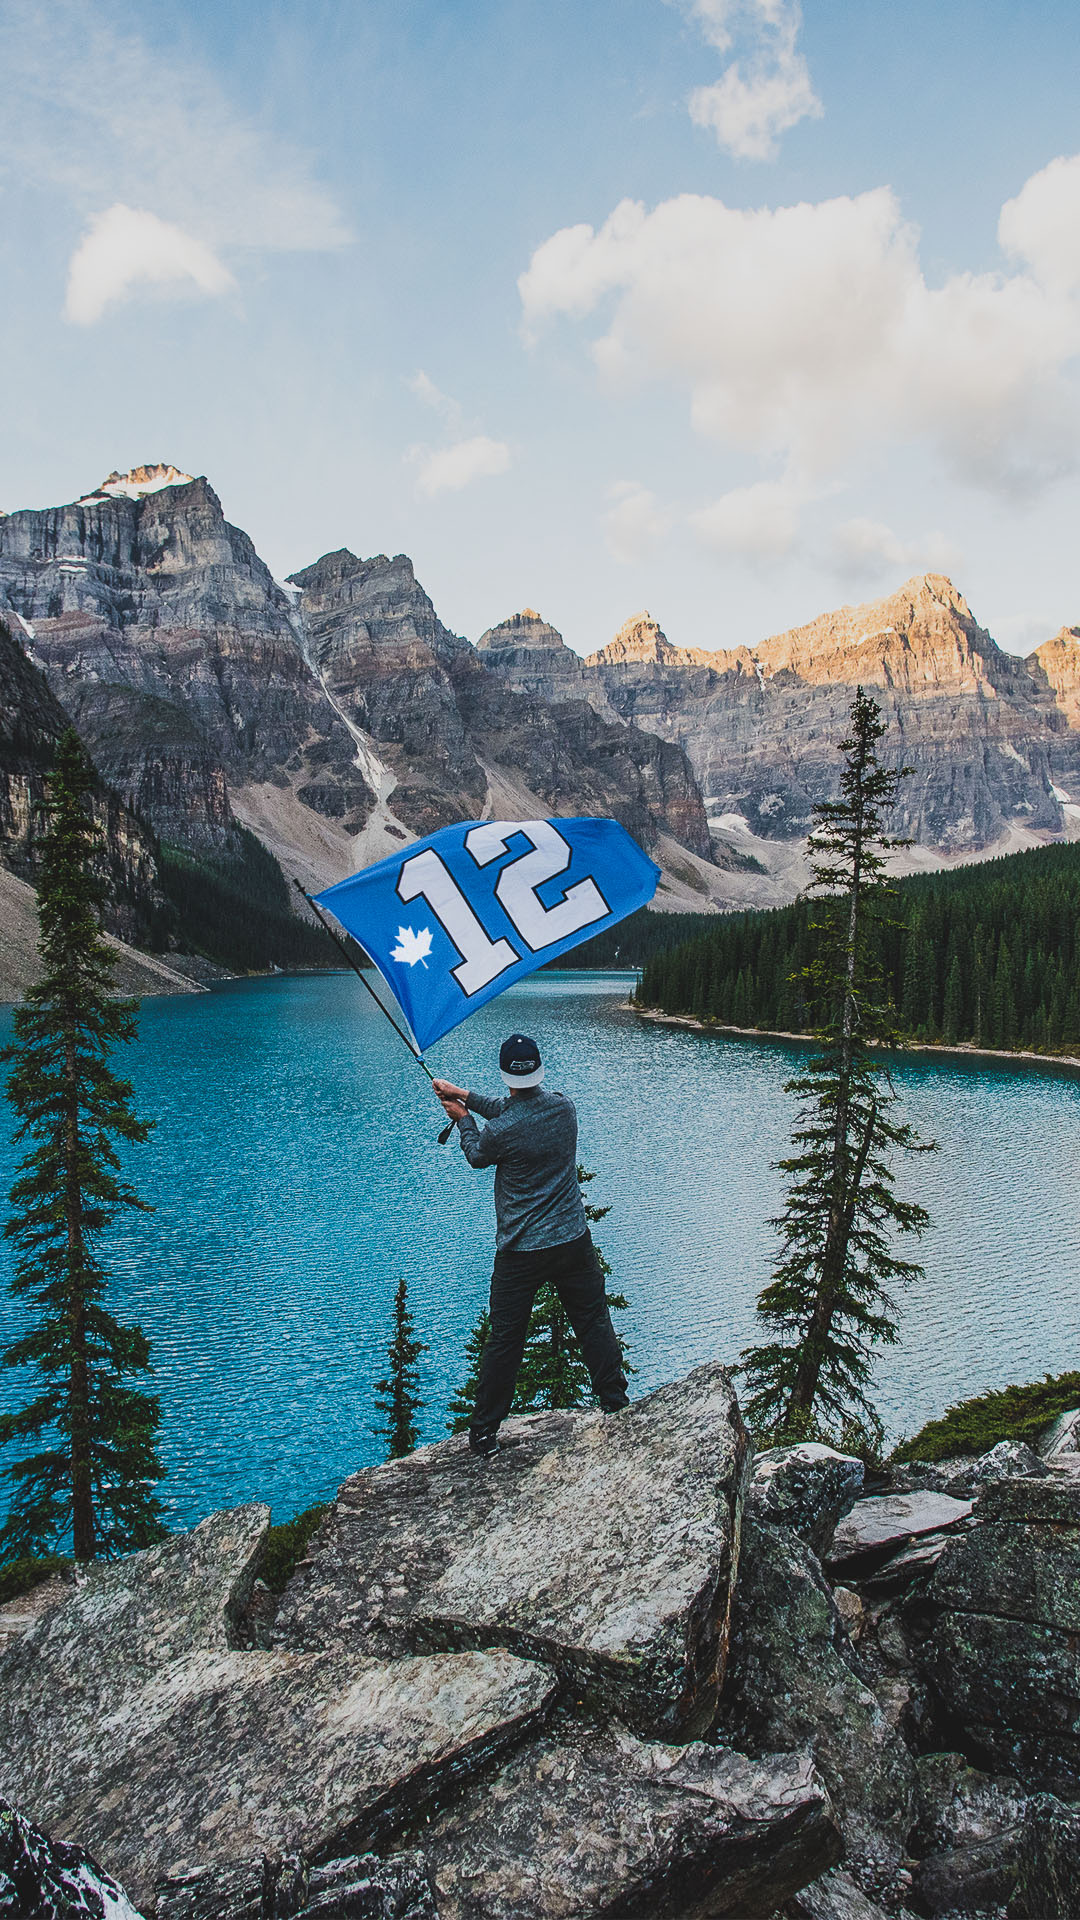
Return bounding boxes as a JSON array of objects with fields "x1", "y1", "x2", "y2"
[{"x1": 1, "y1": 970, "x2": 1078, "y2": 1531}]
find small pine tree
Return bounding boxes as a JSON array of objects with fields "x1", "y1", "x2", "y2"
[
  {"x1": 0, "y1": 731, "x2": 166, "y2": 1562},
  {"x1": 373, "y1": 1276, "x2": 427, "y2": 1458},
  {"x1": 446, "y1": 1166, "x2": 630, "y2": 1426},
  {"x1": 739, "y1": 690, "x2": 934, "y2": 1456}
]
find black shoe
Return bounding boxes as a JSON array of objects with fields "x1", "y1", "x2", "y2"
[
  {"x1": 468, "y1": 1427, "x2": 499, "y2": 1457},
  {"x1": 601, "y1": 1395, "x2": 630, "y2": 1414}
]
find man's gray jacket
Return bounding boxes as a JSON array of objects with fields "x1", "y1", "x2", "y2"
[{"x1": 457, "y1": 1087, "x2": 587, "y2": 1253}]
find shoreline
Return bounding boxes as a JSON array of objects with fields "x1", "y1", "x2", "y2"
[{"x1": 629, "y1": 1003, "x2": 1080, "y2": 1074}]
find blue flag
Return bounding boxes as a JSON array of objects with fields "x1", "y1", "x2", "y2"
[{"x1": 315, "y1": 817, "x2": 660, "y2": 1052}]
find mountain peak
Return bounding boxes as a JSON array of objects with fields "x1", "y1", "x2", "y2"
[
  {"x1": 477, "y1": 610, "x2": 570, "y2": 653},
  {"x1": 78, "y1": 464, "x2": 195, "y2": 505},
  {"x1": 589, "y1": 612, "x2": 680, "y2": 667}
]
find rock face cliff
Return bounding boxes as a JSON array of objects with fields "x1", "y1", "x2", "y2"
[
  {"x1": 582, "y1": 579, "x2": 1080, "y2": 852},
  {"x1": 0, "y1": 614, "x2": 167, "y2": 948},
  {"x1": 0, "y1": 472, "x2": 715, "y2": 901}
]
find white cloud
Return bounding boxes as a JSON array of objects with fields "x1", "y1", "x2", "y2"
[
  {"x1": 64, "y1": 205, "x2": 235, "y2": 326},
  {"x1": 681, "y1": 1, "x2": 822, "y2": 161},
  {"x1": 603, "y1": 482, "x2": 673, "y2": 563},
  {"x1": 690, "y1": 479, "x2": 803, "y2": 559},
  {"x1": 412, "y1": 436, "x2": 511, "y2": 499},
  {"x1": 0, "y1": 1, "x2": 349, "y2": 322},
  {"x1": 999, "y1": 154, "x2": 1080, "y2": 293},
  {"x1": 408, "y1": 371, "x2": 464, "y2": 431},
  {"x1": 519, "y1": 171, "x2": 1080, "y2": 497},
  {"x1": 827, "y1": 518, "x2": 962, "y2": 587}
]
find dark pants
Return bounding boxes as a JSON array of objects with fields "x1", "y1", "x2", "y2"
[{"x1": 471, "y1": 1229, "x2": 629, "y2": 1437}]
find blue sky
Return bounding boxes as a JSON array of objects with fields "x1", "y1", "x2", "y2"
[{"x1": 2, "y1": 0, "x2": 1079, "y2": 656}]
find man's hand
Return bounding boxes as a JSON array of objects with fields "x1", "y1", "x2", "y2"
[
  {"x1": 432, "y1": 1078, "x2": 468, "y2": 1104},
  {"x1": 439, "y1": 1098, "x2": 467, "y2": 1123}
]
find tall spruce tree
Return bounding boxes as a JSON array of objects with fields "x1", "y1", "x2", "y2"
[
  {"x1": 373, "y1": 1276, "x2": 427, "y2": 1458},
  {"x1": 739, "y1": 690, "x2": 933, "y2": 1455},
  {"x1": 446, "y1": 1165, "x2": 629, "y2": 1427},
  {"x1": 0, "y1": 730, "x2": 166, "y2": 1563}
]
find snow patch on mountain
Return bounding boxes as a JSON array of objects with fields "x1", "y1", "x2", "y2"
[{"x1": 78, "y1": 463, "x2": 194, "y2": 504}]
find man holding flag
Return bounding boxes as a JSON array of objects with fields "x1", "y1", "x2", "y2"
[
  {"x1": 433, "y1": 1034, "x2": 629, "y2": 1455},
  {"x1": 305, "y1": 814, "x2": 659, "y2": 1453}
]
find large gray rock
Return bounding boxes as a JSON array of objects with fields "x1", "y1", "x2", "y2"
[
  {"x1": 1007, "y1": 1793, "x2": 1080, "y2": 1919},
  {"x1": 828, "y1": 1492, "x2": 973, "y2": 1569},
  {"x1": 715, "y1": 1522, "x2": 916, "y2": 1880},
  {"x1": 155, "y1": 1850, "x2": 437, "y2": 1920},
  {"x1": 274, "y1": 1363, "x2": 750, "y2": 1739},
  {"x1": 0, "y1": 1510, "x2": 555, "y2": 1906},
  {"x1": 0, "y1": 1799, "x2": 145, "y2": 1919},
  {"x1": 0, "y1": 1505, "x2": 270, "y2": 1804},
  {"x1": 915, "y1": 1478, "x2": 1080, "y2": 1793},
  {"x1": 1037, "y1": 1407, "x2": 1080, "y2": 1465},
  {"x1": 747, "y1": 1444, "x2": 863, "y2": 1556},
  {"x1": 946, "y1": 1440, "x2": 1051, "y2": 1496},
  {"x1": 783, "y1": 1868, "x2": 891, "y2": 1919},
  {"x1": 422, "y1": 1723, "x2": 840, "y2": 1919}
]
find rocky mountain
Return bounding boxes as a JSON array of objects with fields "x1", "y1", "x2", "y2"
[
  {"x1": 0, "y1": 614, "x2": 167, "y2": 949},
  {"x1": 577, "y1": 578, "x2": 1080, "y2": 853},
  {"x1": 0, "y1": 471, "x2": 717, "y2": 917}
]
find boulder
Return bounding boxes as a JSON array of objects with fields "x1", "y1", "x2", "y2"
[
  {"x1": 0, "y1": 1798, "x2": 145, "y2": 1920},
  {"x1": 783, "y1": 1868, "x2": 892, "y2": 1918},
  {"x1": 828, "y1": 1492, "x2": 973, "y2": 1572},
  {"x1": 915, "y1": 1478, "x2": 1080, "y2": 1793},
  {"x1": 747, "y1": 1444, "x2": 864, "y2": 1556},
  {"x1": 273, "y1": 1362, "x2": 750, "y2": 1739},
  {"x1": 1037, "y1": 1407, "x2": 1080, "y2": 1466},
  {"x1": 0, "y1": 1512, "x2": 555, "y2": 1906},
  {"x1": 947, "y1": 1440, "x2": 1050, "y2": 1495},
  {"x1": 909, "y1": 1751, "x2": 1026, "y2": 1915},
  {"x1": 421, "y1": 1723, "x2": 840, "y2": 1919},
  {"x1": 155, "y1": 1850, "x2": 437, "y2": 1920},
  {"x1": 1007, "y1": 1793, "x2": 1080, "y2": 1919},
  {"x1": 715, "y1": 1522, "x2": 916, "y2": 1879}
]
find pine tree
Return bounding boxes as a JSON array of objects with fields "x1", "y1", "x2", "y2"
[
  {"x1": 446, "y1": 1308, "x2": 491, "y2": 1434},
  {"x1": 0, "y1": 731, "x2": 166, "y2": 1563},
  {"x1": 373, "y1": 1276, "x2": 427, "y2": 1458},
  {"x1": 739, "y1": 690, "x2": 934, "y2": 1455}
]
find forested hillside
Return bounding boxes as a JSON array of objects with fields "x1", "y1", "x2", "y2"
[{"x1": 639, "y1": 841, "x2": 1080, "y2": 1053}]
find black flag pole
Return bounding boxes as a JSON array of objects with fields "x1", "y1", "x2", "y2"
[{"x1": 294, "y1": 881, "x2": 456, "y2": 1144}]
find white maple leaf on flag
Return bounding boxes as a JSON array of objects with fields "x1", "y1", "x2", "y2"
[{"x1": 390, "y1": 924, "x2": 433, "y2": 968}]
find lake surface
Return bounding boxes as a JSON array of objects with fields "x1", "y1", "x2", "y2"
[{"x1": 1, "y1": 971, "x2": 1078, "y2": 1531}]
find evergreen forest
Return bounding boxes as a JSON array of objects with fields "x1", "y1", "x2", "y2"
[{"x1": 639, "y1": 839, "x2": 1080, "y2": 1054}]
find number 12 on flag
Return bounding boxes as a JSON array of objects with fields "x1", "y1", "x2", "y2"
[{"x1": 314, "y1": 817, "x2": 660, "y2": 1051}]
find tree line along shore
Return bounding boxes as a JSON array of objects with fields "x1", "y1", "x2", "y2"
[{"x1": 635, "y1": 837, "x2": 1080, "y2": 1058}]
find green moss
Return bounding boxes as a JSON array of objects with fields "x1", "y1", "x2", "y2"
[
  {"x1": 891, "y1": 1371, "x2": 1080, "y2": 1463},
  {"x1": 0, "y1": 1553, "x2": 70, "y2": 1605},
  {"x1": 258, "y1": 1503, "x2": 329, "y2": 1594}
]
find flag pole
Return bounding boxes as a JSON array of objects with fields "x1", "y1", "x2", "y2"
[{"x1": 295, "y1": 880, "x2": 435, "y2": 1079}]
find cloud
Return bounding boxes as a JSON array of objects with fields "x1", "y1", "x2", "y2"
[
  {"x1": 603, "y1": 482, "x2": 673, "y2": 563},
  {"x1": 0, "y1": 1, "x2": 349, "y2": 321},
  {"x1": 412, "y1": 436, "x2": 511, "y2": 499},
  {"x1": 64, "y1": 205, "x2": 234, "y2": 326},
  {"x1": 827, "y1": 518, "x2": 961, "y2": 587},
  {"x1": 999, "y1": 154, "x2": 1080, "y2": 293},
  {"x1": 519, "y1": 171, "x2": 1080, "y2": 497},
  {"x1": 681, "y1": 1, "x2": 822, "y2": 161},
  {"x1": 690, "y1": 479, "x2": 803, "y2": 559},
  {"x1": 408, "y1": 371, "x2": 464, "y2": 431}
]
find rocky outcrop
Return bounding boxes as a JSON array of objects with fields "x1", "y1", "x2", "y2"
[
  {"x1": 747, "y1": 1443, "x2": 864, "y2": 1556},
  {"x1": 273, "y1": 1363, "x2": 749, "y2": 1740},
  {"x1": 913, "y1": 1478, "x2": 1080, "y2": 1793},
  {"x1": 0, "y1": 1365, "x2": 847, "y2": 1919},
  {"x1": 1029, "y1": 627, "x2": 1080, "y2": 732},
  {"x1": 584, "y1": 578, "x2": 1077, "y2": 850}
]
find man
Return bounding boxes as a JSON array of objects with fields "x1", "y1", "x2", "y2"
[{"x1": 433, "y1": 1033, "x2": 629, "y2": 1456}]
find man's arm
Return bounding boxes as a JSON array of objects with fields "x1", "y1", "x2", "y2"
[
  {"x1": 456, "y1": 1109, "x2": 502, "y2": 1168},
  {"x1": 432, "y1": 1078, "x2": 504, "y2": 1120}
]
